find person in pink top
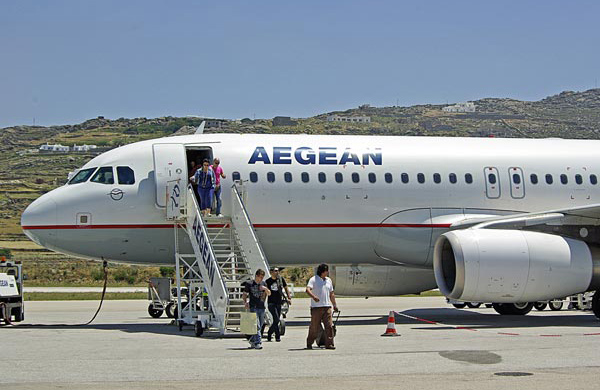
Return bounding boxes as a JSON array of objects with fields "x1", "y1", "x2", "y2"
[{"x1": 212, "y1": 157, "x2": 226, "y2": 217}]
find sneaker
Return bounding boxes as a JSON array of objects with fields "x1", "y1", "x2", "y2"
[
  {"x1": 306, "y1": 343, "x2": 313, "y2": 350},
  {"x1": 325, "y1": 345, "x2": 336, "y2": 350},
  {"x1": 255, "y1": 344, "x2": 263, "y2": 350},
  {"x1": 217, "y1": 214, "x2": 224, "y2": 218},
  {"x1": 275, "y1": 338, "x2": 281, "y2": 342},
  {"x1": 267, "y1": 336, "x2": 272, "y2": 342}
]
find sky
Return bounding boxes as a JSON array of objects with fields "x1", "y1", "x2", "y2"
[{"x1": 1, "y1": 1, "x2": 599, "y2": 128}]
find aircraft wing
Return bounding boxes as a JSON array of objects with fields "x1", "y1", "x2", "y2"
[{"x1": 450, "y1": 203, "x2": 600, "y2": 230}]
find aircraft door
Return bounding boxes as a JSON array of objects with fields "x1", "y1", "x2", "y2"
[
  {"x1": 152, "y1": 143, "x2": 187, "y2": 208},
  {"x1": 484, "y1": 167, "x2": 501, "y2": 199},
  {"x1": 509, "y1": 167, "x2": 525, "y2": 199}
]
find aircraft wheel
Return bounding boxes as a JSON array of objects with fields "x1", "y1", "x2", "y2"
[
  {"x1": 592, "y1": 291, "x2": 600, "y2": 320},
  {"x1": 492, "y1": 302, "x2": 533, "y2": 315},
  {"x1": 452, "y1": 303, "x2": 467, "y2": 309},
  {"x1": 485, "y1": 304, "x2": 493, "y2": 308},
  {"x1": 549, "y1": 299, "x2": 563, "y2": 311},
  {"x1": 148, "y1": 304, "x2": 163, "y2": 318},
  {"x1": 466, "y1": 302, "x2": 482, "y2": 308},
  {"x1": 534, "y1": 302, "x2": 548, "y2": 311}
]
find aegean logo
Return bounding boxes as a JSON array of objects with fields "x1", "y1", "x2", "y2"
[{"x1": 248, "y1": 146, "x2": 382, "y2": 165}]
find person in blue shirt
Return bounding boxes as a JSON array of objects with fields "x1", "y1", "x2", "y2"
[{"x1": 192, "y1": 159, "x2": 215, "y2": 216}]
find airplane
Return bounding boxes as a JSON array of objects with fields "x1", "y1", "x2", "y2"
[{"x1": 20, "y1": 133, "x2": 600, "y2": 319}]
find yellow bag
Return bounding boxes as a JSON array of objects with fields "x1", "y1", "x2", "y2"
[{"x1": 240, "y1": 311, "x2": 258, "y2": 335}]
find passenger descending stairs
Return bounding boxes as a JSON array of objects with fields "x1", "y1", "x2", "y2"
[{"x1": 173, "y1": 183, "x2": 270, "y2": 335}]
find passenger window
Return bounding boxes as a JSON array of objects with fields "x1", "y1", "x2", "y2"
[
  {"x1": 512, "y1": 174, "x2": 521, "y2": 184},
  {"x1": 284, "y1": 172, "x2": 292, "y2": 183},
  {"x1": 352, "y1": 173, "x2": 360, "y2": 183},
  {"x1": 560, "y1": 174, "x2": 568, "y2": 185},
  {"x1": 433, "y1": 173, "x2": 441, "y2": 184},
  {"x1": 530, "y1": 174, "x2": 538, "y2": 184},
  {"x1": 250, "y1": 172, "x2": 258, "y2": 183},
  {"x1": 368, "y1": 173, "x2": 376, "y2": 183},
  {"x1": 68, "y1": 167, "x2": 97, "y2": 184},
  {"x1": 449, "y1": 173, "x2": 457, "y2": 184},
  {"x1": 417, "y1": 173, "x2": 425, "y2": 184},
  {"x1": 591, "y1": 174, "x2": 598, "y2": 185},
  {"x1": 232, "y1": 171, "x2": 241, "y2": 181},
  {"x1": 267, "y1": 172, "x2": 275, "y2": 183},
  {"x1": 318, "y1": 172, "x2": 326, "y2": 183},
  {"x1": 117, "y1": 166, "x2": 135, "y2": 185},
  {"x1": 384, "y1": 173, "x2": 393, "y2": 183},
  {"x1": 575, "y1": 174, "x2": 583, "y2": 185},
  {"x1": 488, "y1": 173, "x2": 497, "y2": 184},
  {"x1": 401, "y1": 173, "x2": 409, "y2": 184},
  {"x1": 465, "y1": 173, "x2": 473, "y2": 184},
  {"x1": 301, "y1": 172, "x2": 309, "y2": 183},
  {"x1": 90, "y1": 167, "x2": 114, "y2": 185},
  {"x1": 545, "y1": 174, "x2": 553, "y2": 184},
  {"x1": 335, "y1": 172, "x2": 343, "y2": 183}
]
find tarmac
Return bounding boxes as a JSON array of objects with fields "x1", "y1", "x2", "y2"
[{"x1": 1, "y1": 296, "x2": 599, "y2": 390}]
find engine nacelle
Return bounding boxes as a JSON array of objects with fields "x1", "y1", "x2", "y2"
[
  {"x1": 330, "y1": 265, "x2": 436, "y2": 296},
  {"x1": 433, "y1": 229, "x2": 595, "y2": 303}
]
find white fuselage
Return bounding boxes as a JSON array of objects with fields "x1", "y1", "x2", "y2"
[{"x1": 20, "y1": 134, "x2": 600, "y2": 293}]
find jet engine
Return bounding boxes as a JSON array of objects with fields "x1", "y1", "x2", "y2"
[
  {"x1": 433, "y1": 229, "x2": 600, "y2": 303},
  {"x1": 329, "y1": 265, "x2": 437, "y2": 296}
]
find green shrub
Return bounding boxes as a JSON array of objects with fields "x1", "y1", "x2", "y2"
[
  {"x1": 112, "y1": 267, "x2": 139, "y2": 285},
  {"x1": 0, "y1": 248, "x2": 12, "y2": 259},
  {"x1": 159, "y1": 266, "x2": 175, "y2": 278}
]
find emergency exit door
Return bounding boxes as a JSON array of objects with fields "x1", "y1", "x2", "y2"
[
  {"x1": 152, "y1": 143, "x2": 187, "y2": 208},
  {"x1": 484, "y1": 167, "x2": 501, "y2": 199},
  {"x1": 509, "y1": 167, "x2": 525, "y2": 199}
]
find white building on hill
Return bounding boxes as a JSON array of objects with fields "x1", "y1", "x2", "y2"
[
  {"x1": 72, "y1": 144, "x2": 98, "y2": 152},
  {"x1": 327, "y1": 115, "x2": 371, "y2": 123},
  {"x1": 39, "y1": 143, "x2": 69, "y2": 152},
  {"x1": 443, "y1": 102, "x2": 476, "y2": 113}
]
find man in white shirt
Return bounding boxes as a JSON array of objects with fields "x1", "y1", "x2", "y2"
[{"x1": 305, "y1": 263, "x2": 338, "y2": 349}]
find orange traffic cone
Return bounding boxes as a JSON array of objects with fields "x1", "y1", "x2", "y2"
[{"x1": 381, "y1": 310, "x2": 400, "y2": 337}]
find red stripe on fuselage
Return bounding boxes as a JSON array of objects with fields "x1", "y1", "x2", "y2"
[{"x1": 22, "y1": 223, "x2": 451, "y2": 230}]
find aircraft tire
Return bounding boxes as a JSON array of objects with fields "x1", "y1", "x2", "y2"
[
  {"x1": 549, "y1": 299, "x2": 563, "y2": 311},
  {"x1": 452, "y1": 303, "x2": 467, "y2": 309},
  {"x1": 534, "y1": 302, "x2": 548, "y2": 311},
  {"x1": 194, "y1": 321, "x2": 204, "y2": 337},
  {"x1": 148, "y1": 304, "x2": 163, "y2": 318},
  {"x1": 466, "y1": 302, "x2": 482, "y2": 308},
  {"x1": 492, "y1": 302, "x2": 533, "y2": 315},
  {"x1": 592, "y1": 291, "x2": 600, "y2": 320}
]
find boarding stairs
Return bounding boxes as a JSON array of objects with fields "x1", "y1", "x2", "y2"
[{"x1": 169, "y1": 181, "x2": 270, "y2": 335}]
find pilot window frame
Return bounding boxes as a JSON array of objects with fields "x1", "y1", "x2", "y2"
[
  {"x1": 267, "y1": 172, "x2": 275, "y2": 183},
  {"x1": 301, "y1": 172, "x2": 310, "y2": 183},
  {"x1": 90, "y1": 166, "x2": 115, "y2": 185},
  {"x1": 352, "y1": 172, "x2": 360, "y2": 183},
  {"x1": 249, "y1": 172, "x2": 258, "y2": 183},
  {"x1": 116, "y1": 166, "x2": 135, "y2": 185},
  {"x1": 68, "y1": 167, "x2": 97, "y2": 184},
  {"x1": 284, "y1": 172, "x2": 292, "y2": 183}
]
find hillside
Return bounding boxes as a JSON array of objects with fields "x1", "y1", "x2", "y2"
[{"x1": 1, "y1": 88, "x2": 600, "y2": 285}]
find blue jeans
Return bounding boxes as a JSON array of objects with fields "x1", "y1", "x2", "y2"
[
  {"x1": 249, "y1": 307, "x2": 265, "y2": 346},
  {"x1": 268, "y1": 303, "x2": 282, "y2": 339},
  {"x1": 213, "y1": 185, "x2": 222, "y2": 215}
]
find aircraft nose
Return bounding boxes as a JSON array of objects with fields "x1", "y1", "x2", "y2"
[{"x1": 21, "y1": 192, "x2": 57, "y2": 244}]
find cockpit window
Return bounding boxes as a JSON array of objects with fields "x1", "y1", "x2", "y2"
[
  {"x1": 90, "y1": 167, "x2": 115, "y2": 185},
  {"x1": 68, "y1": 167, "x2": 97, "y2": 184},
  {"x1": 117, "y1": 166, "x2": 135, "y2": 185}
]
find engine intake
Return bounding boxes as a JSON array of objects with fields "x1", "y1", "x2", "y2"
[{"x1": 433, "y1": 229, "x2": 594, "y2": 303}]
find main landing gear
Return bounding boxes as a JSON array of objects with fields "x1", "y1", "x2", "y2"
[{"x1": 492, "y1": 302, "x2": 534, "y2": 315}]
